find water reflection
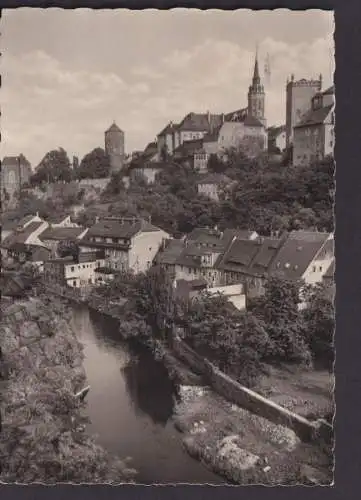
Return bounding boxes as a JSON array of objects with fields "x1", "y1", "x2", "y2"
[{"x1": 72, "y1": 305, "x2": 224, "y2": 484}]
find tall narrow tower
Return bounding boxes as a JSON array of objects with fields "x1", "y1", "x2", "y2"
[
  {"x1": 104, "y1": 122, "x2": 125, "y2": 174},
  {"x1": 247, "y1": 48, "x2": 266, "y2": 127}
]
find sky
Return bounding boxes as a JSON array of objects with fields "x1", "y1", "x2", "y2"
[{"x1": 1, "y1": 8, "x2": 334, "y2": 167}]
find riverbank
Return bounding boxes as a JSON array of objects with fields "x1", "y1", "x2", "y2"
[
  {"x1": 0, "y1": 295, "x2": 136, "y2": 483},
  {"x1": 173, "y1": 384, "x2": 333, "y2": 485}
]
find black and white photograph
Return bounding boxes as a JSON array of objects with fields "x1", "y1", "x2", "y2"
[{"x1": 0, "y1": 8, "x2": 335, "y2": 486}]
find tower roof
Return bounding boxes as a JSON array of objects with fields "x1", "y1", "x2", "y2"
[
  {"x1": 105, "y1": 122, "x2": 123, "y2": 134},
  {"x1": 253, "y1": 48, "x2": 260, "y2": 84}
]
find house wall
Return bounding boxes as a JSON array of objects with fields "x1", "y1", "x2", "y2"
[
  {"x1": 303, "y1": 251, "x2": 334, "y2": 286},
  {"x1": 174, "y1": 264, "x2": 221, "y2": 287},
  {"x1": 133, "y1": 167, "x2": 161, "y2": 184},
  {"x1": 207, "y1": 283, "x2": 246, "y2": 310},
  {"x1": 275, "y1": 131, "x2": 287, "y2": 152},
  {"x1": 78, "y1": 178, "x2": 110, "y2": 190},
  {"x1": 64, "y1": 259, "x2": 104, "y2": 287},
  {"x1": 197, "y1": 183, "x2": 219, "y2": 201},
  {"x1": 203, "y1": 140, "x2": 219, "y2": 155},
  {"x1": 293, "y1": 124, "x2": 325, "y2": 166},
  {"x1": 218, "y1": 122, "x2": 245, "y2": 152},
  {"x1": 129, "y1": 230, "x2": 169, "y2": 273},
  {"x1": 51, "y1": 216, "x2": 79, "y2": 228},
  {"x1": 180, "y1": 130, "x2": 206, "y2": 144},
  {"x1": 193, "y1": 152, "x2": 209, "y2": 173}
]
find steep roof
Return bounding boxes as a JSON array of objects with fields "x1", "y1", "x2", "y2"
[
  {"x1": 39, "y1": 227, "x2": 85, "y2": 241},
  {"x1": 216, "y1": 236, "x2": 282, "y2": 276},
  {"x1": 175, "y1": 243, "x2": 222, "y2": 269},
  {"x1": 294, "y1": 104, "x2": 333, "y2": 129},
  {"x1": 84, "y1": 217, "x2": 161, "y2": 240},
  {"x1": 186, "y1": 227, "x2": 224, "y2": 248},
  {"x1": 268, "y1": 231, "x2": 331, "y2": 280},
  {"x1": 177, "y1": 112, "x2": 223, "y2": 132},
  {"x1": 2, "y1": 155, "x2": 31, "y2": 167},
  {"x1": 1, "y1": 222, "x2": 44, "y2": 248},
  {"x1": 156, "y1": 239, "x2": 184, "y2": 265},
  {"x1": 105, "y1": 122, "x2": 123, "y2": 134},
  {"x1": 174, "y1": 139, "x2": 204, "y2": 156},
  {"x1": 221, "y1": 228, "x2": 258, "y2": 247},
  {"x1": 46, "y1": 214, "x2": 71, "y2": 224},
  {"x1": 158, "y1": 122, "x2": 178, "y2": 136},
  {"x1": 9, "y1": 243, "x2": 51, "y2": 262},
  {"x1": 243, "y1": 115, "x2": 264, "y2": 127}
]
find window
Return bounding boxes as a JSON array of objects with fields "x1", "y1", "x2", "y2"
[
  {"x1": 312, "y1": 265, "x2": 316, "y2": 272},
  {"x1": 188, "y1": 267, "x2": 192, "y2": 274},
  {"x1": 73, "y1": 280, "x2": 76, "y2": 287},
  {"x1": 83, "y1": 265, "x2": 85, "y2": 268},
  {"x1": 319, "y1": 266, "x2": 323, "y2": 272},
  {"x1": 71, "y1": 266, "x2": 74, "y2": 272}
]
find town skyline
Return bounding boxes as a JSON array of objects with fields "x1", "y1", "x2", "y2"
[{"x1": 2, "y1": 8, "x2": 334, "y2": 166}]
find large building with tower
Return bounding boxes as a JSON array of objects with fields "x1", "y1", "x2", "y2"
[
  {"x1": 104, "y1": 122, "x2": 125, "y2": 173},
  {"x1": 247, "y1": 51, "x2": 266, "y2": 128},
  {"x1": 285, "y1": 75, "x2": 322, "y2": 147}
]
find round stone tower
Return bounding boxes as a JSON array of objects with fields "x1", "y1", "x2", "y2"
[{"x1": 104, "y1": 122, "x2": 125, "y2": 173}]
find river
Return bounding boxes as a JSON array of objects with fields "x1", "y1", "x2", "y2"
[{"x1": 71, "y1": 305, "x2": 224, "y2": 484}]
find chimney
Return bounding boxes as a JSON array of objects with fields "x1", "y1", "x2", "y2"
[
  {"x1": 207, "y1": 110, "x2": 211, "y2": 124},
  {"x1": 221, "y1": 113, "x2": 225, "y2": 124}
]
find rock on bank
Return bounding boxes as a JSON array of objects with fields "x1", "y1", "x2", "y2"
[{"x1": 0, "y1": 296, "x2": 136, "y2": 484}]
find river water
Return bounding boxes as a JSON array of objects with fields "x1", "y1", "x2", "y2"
[{"x1": 71, "y1": 305, "x2": 224, "y2": 484}]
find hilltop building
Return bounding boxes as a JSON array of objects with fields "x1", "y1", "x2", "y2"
[
  {"x1": 247, "y1": 50, "x2": 266, "y2": 127},
  {"x1": 293, "y1": 85, "x2": 335, "y2": 166},
  {"x1": 1, "y1": 154, "x2": 32, "y2": 200},
  {"x1": 105, "y1": 122, "x2": 125, "y2": 173},
  {"x1": 285, "y1": 75, "x2": 322, "y2": 147}
]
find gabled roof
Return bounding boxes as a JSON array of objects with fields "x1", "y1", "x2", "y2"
[
  {"x1": 221, "y1": 228, "x2": 258, "y2": 247},
  {"x1": 46, "y1": 214, "x2": 71, "y2": 224},
  {"x1": 177, "y1": 112, "x2": 223, "y2": 132},
  {"x1": 186, "y1": 227, "x2": 224, "y2": 248},
  {"x1": 195, "y1": 173, "x2": 232, "y2": 186},
  {"x1": 1, "y1": 222, "x2": 45, "y2": 248},
  {"x1": 158, "y1": 122, "x2": 178, "y2": 136},
  {"x1": 268, "y1": 230, "x2": 331, "y2": 280},
  {"x1": 294, "y1": 104, "x2": 333, "y2": 129},
  {"x1": 84, "y1": 217, "x2": 161, "y2": 240},
  {"x1": 174, "y1": 138, "x2": 204, "y2": 156},
  {"x1": 2, "y1": 155, "x2": 31, "y2": 167},
  {"x1": 156, "y1": 239, "x2": 185, "y2": 265},
  {"x1": 39, "y1": 226, "x2": 86, "y2": 241},
  {"x1": 243, "y1": 115, "x2": 264, "y2": 127},
  {"x1": 175, "y1": 243, "x2": 222, "y2": 269}
]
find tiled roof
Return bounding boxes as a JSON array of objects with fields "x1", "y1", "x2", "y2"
[
  {"x1": 203, "y1": 125, "x2": 222, "y2": 143},
  {"x1": 158, "y1": 122, "x2": 178, "y2": 136},
  {"x1": 216, "y1": 237, "x2": 282, "y2": 276},
  {"x1": 1, "y1": 222, "x2": 44, "y2": 248},
  {"x1": 46, "y1": 214, "x2": 70, "y2": 224},
  {"x1": 221, "y1": 229, "x2": 258, "y2": 247},
  {"x1": 2, "y1": 155, "x2": 31, "y2": 167},
  {"x1": 224, "y1": 108, "x2": 248, "y2": 123},
  {"x1": 243, "y1": 115, "x2": 264, "y2": 127},
  {"x1": 294, "y1": 104, "x2": 333, "y2": 129},
  {"x1": 40, "y1": 227, "x2": 85, "y2": 241},
  {"x1": 84, "y1": 217, "x2": 161, "y2": 240},
  {"x1": 156, "y1": 239, "x2": 184, "y2": 265},
  {"x1": 268, "y1": 231, "x2": 331, "y2": 280},
  {"x1": 174, "y1": 139, "x2": 204, "y2": 156},
  {"x1": 178, "y1": 112, "x2": 223, "y2": 132},
  {"x1": 186, "y1": 228, "x2": 224, "y2": 248},
  {"x1": 175, "y1": 243, "x2": 222, "y2": 269},
  {"x1": 195, "y1": 173, "x2": 231, "y2": 185}
]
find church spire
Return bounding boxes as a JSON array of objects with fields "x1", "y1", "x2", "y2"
[{"x1": 252, "y1": 44, "x2": 260, "y2": 85}]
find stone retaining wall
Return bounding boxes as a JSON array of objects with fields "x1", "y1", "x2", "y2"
[{"x1": 172, "y1": 334, "x2": 333, "y2": 443}]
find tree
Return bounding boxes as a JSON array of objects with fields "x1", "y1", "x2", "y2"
[
  {"x1": 253, "y1": 276, "x2": 312, "y2": 365},
  {"x1": 76, "y1": 148, "x2": 111, "y2": 180},
  {"x1": 103, "y1": 172, "x2": 125, "y2": 196},
  {"x1": 31, "y1": 148, "x2": 73, "y2": 185},
  {"x1": 58, "y1": 240, "x2": 79, "y2": 259},
  {"x1": 302, "y1": 283, "x2": 335, "y2": 370}
]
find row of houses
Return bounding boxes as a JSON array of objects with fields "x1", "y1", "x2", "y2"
[
  {"x1": 156, "y1": 226, "x2": 334, "y2": 307},
  {"x1": 1, "y1": 212, "x2": 334, "y2": 310}
]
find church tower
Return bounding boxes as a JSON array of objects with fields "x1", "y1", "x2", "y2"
[{"x1": 247, "y1": 49, "x2": 266, "y2": 127}]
